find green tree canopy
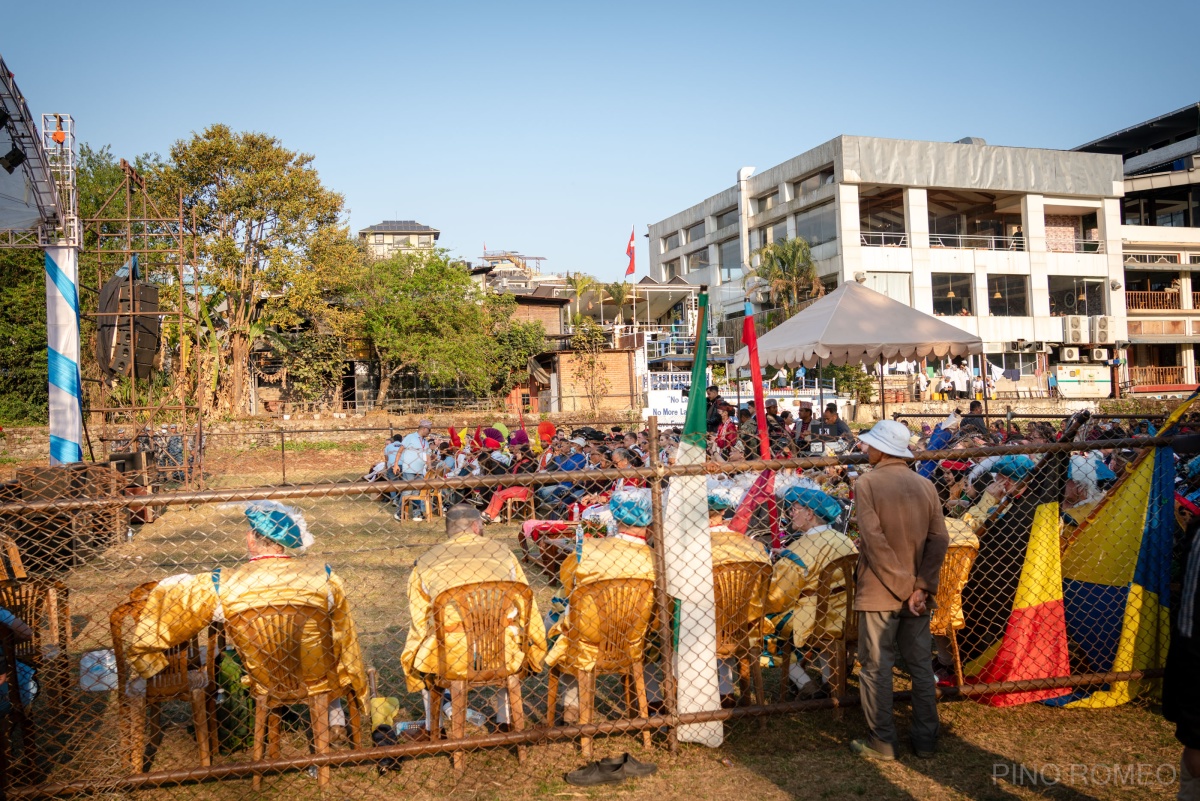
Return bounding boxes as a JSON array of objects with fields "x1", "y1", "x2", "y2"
[
  {"x1": 356, "y1": 250, "x2": 523, "y2": 403},
  {"x1": 154, "y1": 125, "x2": 358, "y2": 414},
  {"x1": 745, "y1": 236, "x2": 821, "y2": 313}
]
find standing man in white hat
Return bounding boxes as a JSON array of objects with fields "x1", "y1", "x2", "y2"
[{"x1": 850, "y1": 420, "x2": 948, "y2": 761}]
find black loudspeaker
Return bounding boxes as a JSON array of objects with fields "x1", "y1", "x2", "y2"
[{"x1": 98, "y1": 281, "x2": 160, "y2": 380}]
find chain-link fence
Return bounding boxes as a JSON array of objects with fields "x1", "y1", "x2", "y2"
[{"x1": 0, "y1": 410, "x2": 1196, "y2": 797}]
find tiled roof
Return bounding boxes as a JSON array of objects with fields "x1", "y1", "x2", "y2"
[{"x1": 358, "y1": 220, "x2": 440, "y2": 235}]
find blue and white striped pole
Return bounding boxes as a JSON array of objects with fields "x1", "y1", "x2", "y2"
[{"x1": 44, "y1": 246, "x2": 83, "y2": 464}]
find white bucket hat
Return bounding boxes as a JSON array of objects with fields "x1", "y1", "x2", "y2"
[{"x1": 858, "y1": 420, "x2": 914, "y2": 458}]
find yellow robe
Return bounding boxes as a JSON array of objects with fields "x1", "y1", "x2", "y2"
[
  {"x1": 545, "y1": 534, "x2": 656, "y2": 672},
  {"x1": 961, "y1": 490, "x2": 1000, "y2": 531},
  {"x1": 940, "y1": 518, "x2": 981, "y2": 630},
  {"x1": 129, "y1": 557, "x2": 368, "y2": 707},
  {"x1": 765, "y1": 525, "x2": 858, "y2": 646},
  {"x1": 400, "y1": 533, "x2": 546, "y2": 693}
]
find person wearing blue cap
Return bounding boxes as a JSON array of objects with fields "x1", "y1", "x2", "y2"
[
  {"x1": 128, "y1": 501, "x2": 368, "y2": 738},
  {"x1": 707, "y1": 487, "x2": 770, "y2": 705},
  {"x1": 765, "y1": 487, "x2": 857, "y2": 699},
  {"x1": 544, "y1": 489, "x2": 658, "y2": 724},
  {"x1": 1063, "y1": 454, "x2": 1113, "y2": 531}
]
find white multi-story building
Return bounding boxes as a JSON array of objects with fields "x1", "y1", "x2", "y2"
[
  {"x1": 649, "y1": 135, "x2": 1127, "y2": 382},
  {"x1": 357, "y1": 220, "x2": 440, "y2": 259}
]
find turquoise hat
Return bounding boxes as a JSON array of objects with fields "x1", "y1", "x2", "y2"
[
  {"x1": 782, "y1": 487, "x2": 842, "y2": 524},
  {"x1": 245, "y1": 501, "x2": 312, "y2": 550},
  {"x1": 992, "y1": 455, "x2": 1036, "y2": 479},
  {"x1": 610, "y1": 489, "x2": 653, "y2": 527},
  {"x1": 707, "y1": 487, "x2": 742, "y2": 511}
]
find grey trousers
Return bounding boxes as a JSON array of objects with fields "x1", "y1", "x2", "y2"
[{"x1": 858, "y1": 609, "x2": 939, "y2": 757}]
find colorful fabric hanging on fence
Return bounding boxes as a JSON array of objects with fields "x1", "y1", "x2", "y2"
[{"x1": 959, "y1": 448, "x2": 1072, "y2": 706}]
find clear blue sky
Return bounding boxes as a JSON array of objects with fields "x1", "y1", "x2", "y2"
[{"x1": 5, "y1": 0, "x2": 1198, "y2": 282}]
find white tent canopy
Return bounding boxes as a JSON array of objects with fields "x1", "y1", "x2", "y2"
[{"x1": 732, "y1": 281, "x2": 983, "y2": 371}]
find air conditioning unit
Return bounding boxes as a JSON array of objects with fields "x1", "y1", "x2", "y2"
[
  {"x1": 1060, "y1": 346, "x2": 1081, "y2": 362},
  {"x1": 1034, "y1": 342, "x2": 1052, "y2": 353},
  {"x1": 1090, "y1": 348, "x2": 1110, "y2": 361},
  {"x1": 1062, "y1": 315, "x2": 1089, "y2": 345},
  {"x1": 1091, "y1": 315, "x2": 1115, "y2": 345}
]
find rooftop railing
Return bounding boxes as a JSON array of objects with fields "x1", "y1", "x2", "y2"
[{"x1": 860, "y1": 232, "x2": 908, "y2": 247}]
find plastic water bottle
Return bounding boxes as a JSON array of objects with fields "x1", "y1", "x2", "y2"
[
  {"x1": 605, "y1": 517, "x2": 617, "y2": 538},
  {"x1": 574, "y1": 522, "x2": 584, "y2": 563}
]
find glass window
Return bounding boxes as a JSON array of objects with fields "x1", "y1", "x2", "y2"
[
  {"x1": 661, "y1": 231, "x2": 680, "y2": 253},
  {"x1": 715, "y1": 207, "x2": 739, "y2": 230},
  {"x1": 986, "y1": 352, "x2": 1037, "y2": 377},
  {"x1": 1047, "y1": 276, "x2": 1105, "y2": 317},
  {"x1": 685, "y1": 221, "x2": 705, "y2": 243},
  {"x1": 864, "y1": 272, "x2": 911, "y2": 305},
  {"x1": 793, "y1": 203, "x2": 836, "y2": 246},
  {"x1": 418, "y1": 235, "x2": 433, "y2": 246},
  {"x1": 927, "y1": 191, "x2": 1023, "y2": 249},
  {"x1": 685, "y1": 248, "x2": 710, "y2": 273},
  {"x1": 792, "y1": 167, "x2": 835, "y2": 198},
  {"x1": 373, "y1": 233, "x2": 383, "y2": 244},
  {"x1": 719, "y1": 238, "x2": 741, "y2": 281},
  {"x1": 756, "y1": 191, "x2": 779, "y2": 214},
  {"x1": 757, "y1": 221, "x2": 788, "y2": 248},
  {"x1": 932, "y1": 273, "x2": 973, "y2": 316},
  {"x1": 662, "y1": 260, "x2": 680, "y2": 281},
  {"x1": 987, "y1": 275, "x2": 1029, "y2": 316},
  {"x1": 859, "y1": 187, "x2": 906, "y2": 244}
]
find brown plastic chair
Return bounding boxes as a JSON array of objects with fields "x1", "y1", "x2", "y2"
[
  {"x1": 224, "y1": 603, "x2": 362, "y2": 789},
  {"x1": 545, "y1": 578, "x2": 656, "y2": 759},
  {"x1": 929, "y1": 545, "x2": 978, "y2": 687},
  {"x1": 777, "y1": 553, "x2": 858, "y2": 710},
  {"x1": 0, "y1": 578, "x2": 71, "y2": 711},
  {"x1": 426, "y1": 581, "x2": 535, "y2": 772},
  {"x1": 713, "y1": 561, "x2": 772, "y2": 706},
  {"x1": 110, "y1": 582, "x2": 216, "y2": 773}
]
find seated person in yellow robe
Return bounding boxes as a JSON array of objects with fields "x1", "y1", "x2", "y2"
[
  {"x1": 765, "y1": 487, "x2": 857, "y2": 698},
  {"x1": 129, "y1": 502, "x2": 368, "y2": 726},
  {"x1": 933, "y1": 517, "x2": 981, "y2": 684},
  {"x1": 545, "y1": 489, "x2": 657, "y2": 723},
  {"x1": 960, "y1": 455, "x2": 1036, "y2": 531},
  {"x1": 707, "y1": 487, "x2": 771, "y2": 704},
  {"x1": 400, "y1": 503, "x2": 545, "y2": 731}
]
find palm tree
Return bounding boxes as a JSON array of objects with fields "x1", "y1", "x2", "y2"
[
  {"x1": 604, "y1": 281, "x2": 632, "y2": 326},
  {"x1": 566, "y1": 273, "x2": 595, "y2": 321},
  {"x1": 744, "y1": 236, "x2": 821, "y2": 313}
]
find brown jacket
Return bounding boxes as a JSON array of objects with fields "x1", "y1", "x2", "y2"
[{"x1": 853, "y1": 459, "x2": 949, "y2": 612}]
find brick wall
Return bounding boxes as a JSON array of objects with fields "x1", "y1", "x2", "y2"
[
  {"x1": 1045, "y1": 215, "x2": 1082, "y2": 253},
  {"x1": 555, "y1": 350, "x2": 637, "y2": 412},
  {"x1": 512, "y1": 302, "x2": 565, "y2": 335}
]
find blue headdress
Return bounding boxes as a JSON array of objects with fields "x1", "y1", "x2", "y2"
[
  {"x1": 245, "y1": 501, "x2": 313, "y2": 551},
  {"x1": 610, "y1": 489, "x2": 653, "y2": 527}
]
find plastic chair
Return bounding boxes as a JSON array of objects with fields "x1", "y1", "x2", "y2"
[
  {"x1": 0, "y1": 622, "x2": 45, "y2": 790},
  {"x1": 503, "y1": 493, "x2": 536, "y2": 523},
  {"x1": 545, "y1": 578, "x2": 656, "y2": 759},
  {"x1": 224, "y1": 604, "x2": 362, "y2": 789},
  {"x1": 930, "y1": 545, "x2": 979, "y2": 687},
  {"x1": 426, "y1": 581, "x2": 535, "y2": 772},
  {"x1": 0, "y1": 578, "x2": 71, "y2": 711},
  {"x1": 399, "y1": 487, "x2": 444, "y2": 521},
  {"x1": 713, "y1": 561, "x2": 772, "y2": 706},
  {"x1": 110, "y1": 582, "x2": 217, "y2": 773},
  {"x1": 777, "y1": 553, "x2": 858, "y2": 710}
]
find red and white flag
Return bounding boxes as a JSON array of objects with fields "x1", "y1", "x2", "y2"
[{"x1": 625, "y1": 227, "x2": 636, "y2": 276}]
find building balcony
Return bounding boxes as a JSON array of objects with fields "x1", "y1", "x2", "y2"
[
  {"x1": 1129, "y1": 365, "x2": 1187, "y2": 387},
  {"x1": 929, "y1": 233, "x2": 1024, "y2": 251},
  {"x1": 1125, "y1": 291, "x2": 1184, "y2": 311}
]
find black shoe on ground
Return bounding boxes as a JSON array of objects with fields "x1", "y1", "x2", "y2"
[
  {"x1": 565, "y1": 761, "x2": 626, "y2": 786},
  {"x1": 912, "y1": 743, "x2": 936, "y2": 759},
  {"x1": 599, "y1": 753, "x2": 658, "y2": 778}
]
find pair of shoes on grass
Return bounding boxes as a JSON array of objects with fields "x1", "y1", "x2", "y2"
[
  {"x1": 849, "y1": 738, "x2": 935, "y2": 761},
  {"x1": 565, "y1": 753, "x2": 658, "y2": 786}
]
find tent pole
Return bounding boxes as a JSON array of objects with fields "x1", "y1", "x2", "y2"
[
  {"x1": 818, "y1": 359, "x2": 824, "y2": 410},
  {"x1": 878, "y1": 357, "x2": 886, "y2": 420}
]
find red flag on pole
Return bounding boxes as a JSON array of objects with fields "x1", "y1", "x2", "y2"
[
  {"x1": 729, "y1": 470, "x2": 782, "y2": 547},
  {"x1": 742, "y1": 302, "x2": 771, "y2": 460},
  {"x1": 625, "y1": 227, "x2": 636, "y2": 276}
]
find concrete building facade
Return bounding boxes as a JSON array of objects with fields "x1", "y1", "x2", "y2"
[{"x1": 649, "y1": 135, "x2": 1129, "y2": 383}]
